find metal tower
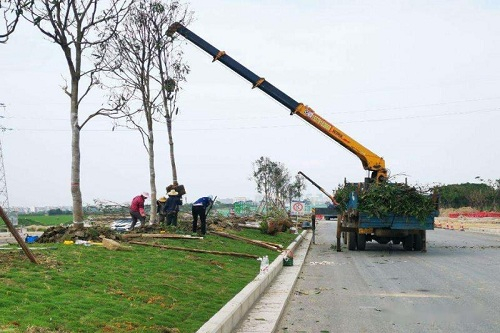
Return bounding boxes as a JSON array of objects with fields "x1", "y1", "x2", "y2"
[
  {"x1": 0, "y1": 103, "x2": 11, "y2": 217},
  {"x1": 0, "y1": 140, "x2": 9, "y2": 210}
]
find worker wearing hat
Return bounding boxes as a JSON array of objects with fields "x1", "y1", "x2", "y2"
[
  {"x1": 163, "y1": 189, "x2": 183, "y2": 227},
  {"x1": 130, "y1": 192, "x2": 149, "y2": 230},
  {"x1": 156, "y1": 196, "x2": 168, "y2": 225}
]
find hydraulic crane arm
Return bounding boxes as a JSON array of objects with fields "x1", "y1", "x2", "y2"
[
  {"x1": 167, "y1": 23, "x2": 388, "y2": 182},
  {"x1": 298, "y1": 171, "x2": 336, "y2": 203}
]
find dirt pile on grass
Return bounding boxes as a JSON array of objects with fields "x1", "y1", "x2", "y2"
[
  {"x1": 85, "y1": 214, "x2": 124, "y2": 227},
  {"x1": 36, "y1": 213, "x2": 285, "y2": 243},
  {"x1": 37, "y1": 225, "x2": 121, "y2": 243},
  {"x1": 208, "y1": 216, "x2": 245, "y2": 231}
]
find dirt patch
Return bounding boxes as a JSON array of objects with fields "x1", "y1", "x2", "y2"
[
  {"x1": 435, "y1": 207, "x2": 500, "y2": 230},
  {"x1": 37, "y1": 225, "x2": 122, "y2": 243},
  {"x1": 34, "y1": 213, "x2": 295, "y2": 244},
  {"x1": 439, "y1": 207, "x2": 477, "y2": 216},
  {"x1": 25, "y1": 327, "x2": 71, "y2": 333},
  {"x1": 434, "y1": 217, "x2": 500, "y2": 230}
]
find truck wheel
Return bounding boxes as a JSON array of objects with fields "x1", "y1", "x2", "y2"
[
  {"x1": 403, "y1": 235, "x2": 414, "y2": 251},
  {"x1": 347, "y1": 232, "x2": 357, "y2": 251},
  {"x1": 413, "y1": 233, "x2": 423, "y2": 251},
  {"x1": 357, "y1": 233, "x2": 366, "y2": 251}
]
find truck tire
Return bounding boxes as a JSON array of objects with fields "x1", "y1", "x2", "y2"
[
  {"x1": 413, "y1": 233, "x2": 423, "y2": 251},
  {"x1": 347, "y1": 232, "x2": 357, "y2": 251},
  {"x1": 403, "y1": 234, "x2": 414, "y2": 251},
  {"x1": 357, "y1": 233, "x2": 366, "y2": 251}
]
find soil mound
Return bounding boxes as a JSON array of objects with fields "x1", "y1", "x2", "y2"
[{"x1": 37, "y1": 225, "x2": 122, "y2": 243}]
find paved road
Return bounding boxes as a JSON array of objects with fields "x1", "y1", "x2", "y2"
[{"x1": 277, "y1": 221, "x2": 500, "y2": 333}]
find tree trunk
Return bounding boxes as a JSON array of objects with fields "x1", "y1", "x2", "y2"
[
  {"x1": 166, "y1": 117, "x2": 178, "y2": 184},
  {"x1": 148, "y1": 130, "x2": 157, "y2": 224},
  {"x1": 70, "y1": 79, "x2": 84, "y2": 225}
]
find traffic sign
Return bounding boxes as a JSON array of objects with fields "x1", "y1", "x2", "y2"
[{"x1": 291, "y1": 201, "x2": 305, "y2": 216}]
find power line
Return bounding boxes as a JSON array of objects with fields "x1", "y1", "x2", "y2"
[
  {"x1": 2, "y1": 95, "x2": 500, "y2": 122},
  {"x1": 5, "y1": 107, "x2": 499, "y2": 132}
]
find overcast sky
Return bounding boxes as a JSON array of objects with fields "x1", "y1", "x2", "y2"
[{"x1": 1, "y1": 0, "x2": 499, "y2": 207}]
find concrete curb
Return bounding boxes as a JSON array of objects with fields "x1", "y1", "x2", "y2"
[
  {"x1": 235, "y1": 228, "x2": 313, "y2": 333},
  {"x1": 196, "y1": 230, "x2": 308, "y2": 333}
]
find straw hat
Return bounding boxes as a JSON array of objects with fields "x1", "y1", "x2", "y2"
[
  {"x1": 167, "y1": 189, "x2": 178, "y2": 196},
  {"x1": 142, "y1": 192, "x2": 150, "y2": 198},
  {"x1": 158, "y1": 196, "x2": 167, "y2": 202}
]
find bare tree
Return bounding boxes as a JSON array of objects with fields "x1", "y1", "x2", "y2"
[
  {"x1": 0, "y1": 0, "x2": 25, "y2": 43},
  {"x1": 152, "y1": 3, "x2": 191, "y2": 186},
  {"x1": 22, "y1": 0, "x2": 132, "y2": 225},
  {"x1": 97, "y1": 0, "x2": 191, "y2": 222}
]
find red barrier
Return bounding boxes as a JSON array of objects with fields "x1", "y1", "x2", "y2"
[{"x1": 448, "y1": 212, "x2": 500, "y2": 218}]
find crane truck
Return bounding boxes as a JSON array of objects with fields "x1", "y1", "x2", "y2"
[{"x1": 167, "y1": 23, "x2": 436, "y2": 251}]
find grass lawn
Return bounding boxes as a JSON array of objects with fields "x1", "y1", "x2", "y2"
[
  {"x1": 0, "y1": 229, "x2": 298, "y2": 333},
  {"x1": 18, "y1": 215, "x2": 74, "y2": 227}
]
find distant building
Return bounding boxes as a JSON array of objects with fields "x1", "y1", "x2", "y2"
[
  {"x1": 9, "y1": 205, "x2": 73, "y2": 215},
  {"x1": 219, "y1": 198, "x2": 234, "y2": 204},
  {"x1": 233, "y1": 196, "x2": 247, "y2": 203}
]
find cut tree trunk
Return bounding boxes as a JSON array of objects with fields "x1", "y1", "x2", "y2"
[
  {"x1": 129, "y1": 241, "x2": 258, "y2": 258},
  {"x1": 209, "y1": 231, "x2": 283, "y2": 251}
]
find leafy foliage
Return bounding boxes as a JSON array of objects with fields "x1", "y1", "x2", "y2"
[
  {"x1": 252, "y1": 156, "x2": 305, "y2": 214},
  {"x1": 258, "y1": 207, "x2": 292, "y2": 235},
  {"x1": 333, "y1": 183, "x2": 357, "y2": 212},
  {"x1": 47, "y1": 208, "x2": 72, "y2": 216},
  {"x1": 437, "y1": 179, "x2": 499, "y2": 211},
  {"x1": 334, "y1": 182, "x2": 436, "y2": 222}
]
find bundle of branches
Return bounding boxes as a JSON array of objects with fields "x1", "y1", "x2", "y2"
[{"x1": 334, "y1": 182, "x2": 436, "y2": 222}]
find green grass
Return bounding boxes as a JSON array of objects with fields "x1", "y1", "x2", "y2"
[
  {"x1": 0, "y1": 229, "x2": 298, "y2": 333},
  {"x1": 17, "y1": 214, "x2": 74, "y2": 227}
]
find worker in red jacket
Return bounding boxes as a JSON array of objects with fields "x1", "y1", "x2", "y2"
[{"x1": 130, "y1": 192, "x2": 149, "y2": 230}]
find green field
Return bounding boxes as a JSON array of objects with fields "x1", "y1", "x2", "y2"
[
  {"x1": 17, "y1": 214, "x2": 74, "y2": 227},
  {"x1": 0, "y1": 228, "x2": 298, "y2": 332}
]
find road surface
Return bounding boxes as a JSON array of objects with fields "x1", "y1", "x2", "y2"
[{"x1": 277, "y1": 220, "x2": 500, "y2": 333}]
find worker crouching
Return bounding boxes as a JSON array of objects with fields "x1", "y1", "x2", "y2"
[
  {"x1": 192, "y1": 196, "x2": 213, "y2": 235},
  {"x1": 130, "y1": 192, "x2": 149, "y2": 229}
]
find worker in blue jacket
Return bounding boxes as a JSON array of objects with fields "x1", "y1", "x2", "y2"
[
  {"x1": 192, "y1": 196, "x2": 213, "y2": 235},
  {"x1": 163, "y1": 189, "x2": 183, "y2": 227}
]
